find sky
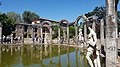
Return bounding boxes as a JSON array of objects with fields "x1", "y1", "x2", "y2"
[{"x1": 0, "y1": 0, "x2": 120, "y2": 22}]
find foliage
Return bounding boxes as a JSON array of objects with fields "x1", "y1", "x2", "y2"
[
  {"x1": 85, "y1": 6, "x2": 120, "y2": 38},
  {"x1": 52, "y1": 26, "x2": 58, "y2": 39},
  {"x1": 69, "y1": 26, "x2": 75, "y2": 38},
  {"x1": 85, "y1": 6, "x2": 106, "y2": 19},
  {"x1": 0, "y1": 13, "x2": 15, "y2": 36},
  {"x1": 6, "y1": 12, "x2": 22, "y2": 23},
  {"x1": 22, "y1": 11, "x2": 39, "y2": 24}
]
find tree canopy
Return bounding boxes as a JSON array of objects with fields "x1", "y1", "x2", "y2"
[
  {"x1": 0, "y1": 13, "x2": 15, "y2": 36},
  {"x1": 7, "y1": 12, "x2": 22, "y2": 23},
  {"x1": 22, "y1": 11, "x2": 40, "y2": 24}
]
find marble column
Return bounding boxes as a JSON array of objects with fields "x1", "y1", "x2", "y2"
[
  {"x1": 0, "y1": 23, "x2": 2, "y2": 44},
  {"x1": 106, "y1": 0, "x2": 118, "y2": 67},
  {"x1": 50, "y1": 26, "x2": 52, "y2": 44},
  {"x1": 32, "y1": 26, "x2": 34, "y2": 44},
  {"x1": 67, "y1": 26, "x2": 69, "y2": 45},
  {"x1": 92, "y1": 16, "x2": 96, "y2": 31},
  {"x1": 58, "y1": 26, "x2": 61, "y2": 44},
  {"x1": 21, "y1": 25, "x2": 24, "y2": 44},
  {"x1": 84, "y1": 24, "x2": 87, "y2": 41},
  {"x1": 74, "y1": 25, "x2": 78, "y2": 45},
  {"x1": 100, "y1": 19, "x2": 104, "y2": 46}
]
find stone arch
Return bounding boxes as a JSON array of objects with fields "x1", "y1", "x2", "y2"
[
  {"x1": 41, "y1": 21, "x2": 52, "y2": 44},
  {"x1": 59, "y1": 19, "x2": 69, "y2": 27},
  {"x1": 58, "y1": 19, "x2": 69, "y2": 44},
  {"x1": 75, "y1": 15, "x2": 88, "y2": 26},
  {"x1": 42, "y1": 21, "x2": 52, "y2": 27}
]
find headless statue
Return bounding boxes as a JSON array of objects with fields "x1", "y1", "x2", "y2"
[{"x1": 86, "y1": 27, "x2": 101, "y2": 67}]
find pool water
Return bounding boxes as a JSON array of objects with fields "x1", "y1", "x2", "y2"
[{"x1": 0, "y1": 45, "x2": 90, "y2": 67}]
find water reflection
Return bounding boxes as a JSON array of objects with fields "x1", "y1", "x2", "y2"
[{"x1": 0, "y1": 45, "x2": 92, "y2": 67}]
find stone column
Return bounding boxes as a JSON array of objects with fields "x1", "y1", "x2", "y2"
[
  {"x1": 38, "y1": 26, "x2": 40, "y2": 43},
  {"x1": 21, "y1": 25, "x2": 24, "y2": 44},
  {"x1": 58, "y1": 26, "x2": 61, "y2": 44},
  {"x1": 32, "y1": 26, "x2": 34, "y2": 44},
  {"x1": 27, "y1": 26, "x2": 29, "y2": 38},
  {"x1": 11, "y1": 33, "x2": 13, "y2": 44},
  {"x1": 106, "y1": 0, "x2": 118, "y2": 67},
  {"x1": 50, "y1": 26, "x2": 52, "y2": 44},
  {"x1": 40, "y1": 27, "x2": 43, "y2": 45},
  {"x1": 74, "y1": 25, "x2": 78, "y2": 45},
  {"x1": 0, "y1": 23, "x2": 2, "y2": 44},
  {"x1": 92, "y1": 16, "x2": 96, "y2": 31},
  {"x1": 84, "y1": 24, "x2": 87, "y2": 41},
  {"x1": 100, "y1": 19, "x2": 105, "y2": 46},
  {"x1": 67, "y1": 26, "x2": 69, "y2": 45}
]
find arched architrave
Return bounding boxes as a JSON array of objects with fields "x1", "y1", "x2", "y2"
[
  {"x1": 41, "y1": 21, "x2": 52, "y2": 44},
  {"x1": 59, "y1": 19, "x2": 69, "y2": 45},
  {"x1": 74, "y1": 15, "x2": 87, "y2": 45}
]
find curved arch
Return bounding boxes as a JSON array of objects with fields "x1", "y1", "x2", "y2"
[
  {"x1": 42, "y1": 21, "x2": 52, "y2": 27},
  {"x1": 75, "y1": 15, "x2": 98, "y2": 26},
  {"x1": 59, "y1": 19, "x2": 69, "y2": 27},
  {"x1": 75, "y1": 15, "x2": 88, "y2": 25}
]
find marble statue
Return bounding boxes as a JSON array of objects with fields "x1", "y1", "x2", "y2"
[{"x1": 86, "y1": 27, "x2": 101, "y2": 67}]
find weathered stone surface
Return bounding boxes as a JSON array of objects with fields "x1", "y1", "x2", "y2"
[{"x1": 106, "y1": 0, "x2": 118, "y2": 67}]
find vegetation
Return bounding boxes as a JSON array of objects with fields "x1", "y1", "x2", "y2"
[
  {"x1": 22, "y1": 11, "x2": 39, "y2": 24},
  {"x1": 1, "y1": 6, "x2": 120, "y2": 37},
  {"x1": 85, "y1": 6, "x2": 120, "y2": 38},
  {"x1": 0, "y1": 13, "x2": 15, "y2": 36}
]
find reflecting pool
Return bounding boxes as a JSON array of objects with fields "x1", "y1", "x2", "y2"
[{"x1": 0, "y1": 45, "x2": 104, "y2": 67}]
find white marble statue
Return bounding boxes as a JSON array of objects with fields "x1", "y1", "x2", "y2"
[
  {"x1": 86, "y1": 27, "x2": 101, "y2": 67},
  {"x1": 78, "y1": 28, "x2": 84, "y2": 47}
]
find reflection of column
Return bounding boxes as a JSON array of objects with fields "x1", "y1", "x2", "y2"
[
  {"x1": 40, "y1": 46, "x2": 43, "y2": 62},
  {"x1": 84, "y1": 24, "x2": 87, "y2": 41},
  {"x1": 67, "y1": 26, "x2": 69, "y2": 45},
  {"x1": 45, "y1": 43, "x2": 48, "y2": 56},
  {"x1": 58, "y1": 45, "x2": 61, "y2": 67},
  {"x1": 21, "y1": 46, "x2": 23, "y2": 56},
  {"x1": 100, "y1": 19, "x2": 104, "y2": 46},
  {"x1": 84, "y1": 51, "x2": 88, "y2": 67},
  {"x1": 67, "y1": 47, "x2": 70, "y2": 67},
  {"x1": 49, "y1": 45, "x2": 52, "y2": 64},
  {"x1": 58, "y1": 26, "x2": 61, "y2": 44},
  {"x1": 31, "y1": 45, "x2": 33, "y2": 62},
  {"x1": 75, "y1": 48, "x2": 78, "y2": 67},
  {"x1": 0, "y1": 46, "x2": 1, "y2": 64},
  {"x1": 10, "y1": 46, "x2": 13, "y2": 55}
]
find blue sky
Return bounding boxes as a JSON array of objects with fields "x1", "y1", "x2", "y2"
[{"x1": 0, "y1": 0, "x2": 120, "y2": 22}]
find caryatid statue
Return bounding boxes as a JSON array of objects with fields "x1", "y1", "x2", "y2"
[
  {"x1": 86, "y1": 27, "x2": 101, "y2": 67},
  {"x1": 78, "y1": 28, "x2": 84, "y2": 47}
]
